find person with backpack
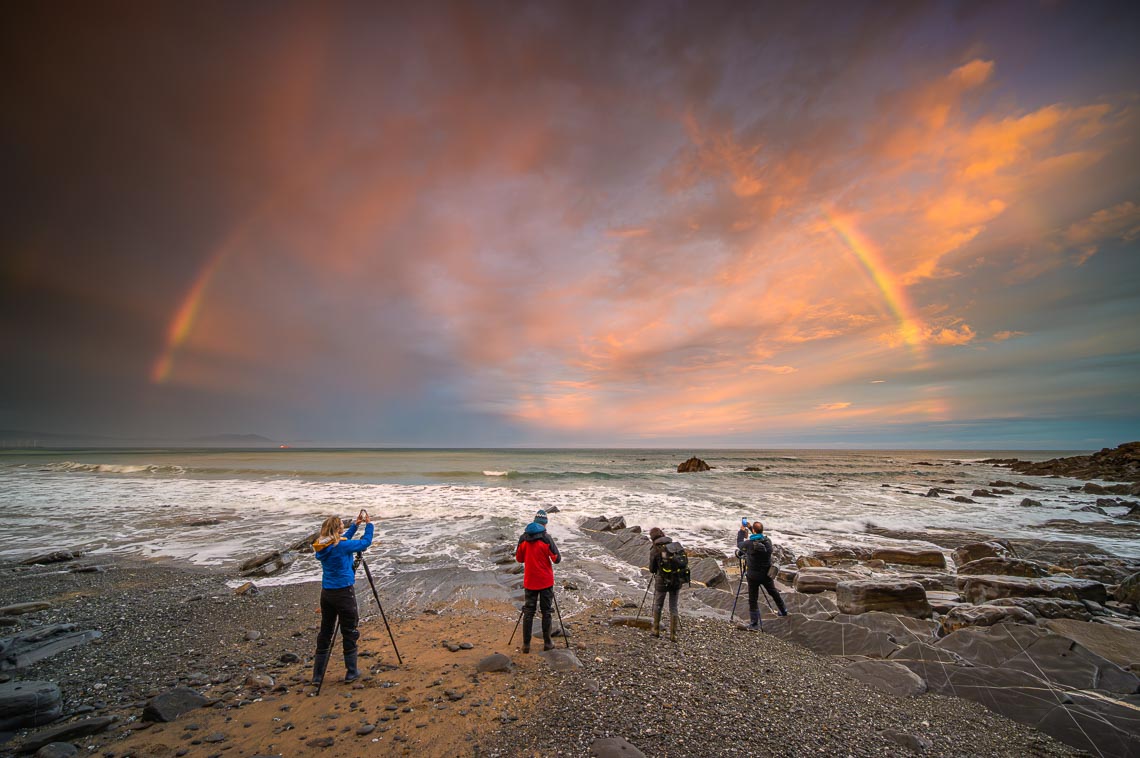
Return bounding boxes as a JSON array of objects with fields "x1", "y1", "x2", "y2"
[
  {"x1": 648, "y1": 527, "x2": 689, "y2": 641},
  {"x1": 515, "y1": 520, "x2": 562, "y2": 652},
  {"x1": 736, "y1": 520, "x2": 788, "y2": 630}
]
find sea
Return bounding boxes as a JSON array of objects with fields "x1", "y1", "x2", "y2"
[{"x1": 1, "y1": 448, "x2": 1135, "y2": 592}]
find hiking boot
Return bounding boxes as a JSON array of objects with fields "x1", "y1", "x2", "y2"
[
  {"x1": 746, "y1": 610, "x2": 762, "y2": 631},
  {"x1": 521, "y1": 613, "x2": 534, "y2": 653},
  {"x1": 652, "y1": 609, "x2": 662, "y2": 638},
  {"x1": 521, "y1": 642, "x2": 530, "y2": 654},
  {"x1": 541, "y1": 615, "x2": 553, "y2": 651},
  {"x1": 669, "y1": 615, "x2": 678, "y2": 642},
  {"x1": 343, "y1": 652, "x2": 360, "y2": 683},
  {"x1": 311, "y1": 652, "x2": 330, "y2": 686}
]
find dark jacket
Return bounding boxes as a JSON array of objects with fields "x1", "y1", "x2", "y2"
[
  {"x1": 649, "y1": 535, "x2": 679, "y2": 592},
  {"x1": 737, "y1": 528, "x2": 773, "y2": 576}
]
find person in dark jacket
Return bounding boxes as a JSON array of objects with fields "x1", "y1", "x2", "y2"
[
  {"x1": 311, "y1": 511, "x2": 374, "y2": 685},
  {"x1": 648, "y1": 526, "x2": 682, "y2": 641},
  {"x1": 736, "y1": 520, "x2": 787, "y2": 630},
  {"x1": 515, "y1": 521, "x2": 561, "y2": 652}
]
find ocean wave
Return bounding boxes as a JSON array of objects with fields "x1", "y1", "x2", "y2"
[
  {"x1": 38, "y1": 461, "x2": 187, "y2": 475},
  {"x1": 482, "y1": 470, "x2": 510, "y2": 477}
]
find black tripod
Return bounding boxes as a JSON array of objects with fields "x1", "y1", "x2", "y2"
[{"x1": 316, "y1": 552, "x2": 402, "y2": 696}]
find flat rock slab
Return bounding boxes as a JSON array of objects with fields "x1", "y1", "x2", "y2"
[
  {"x1": 831, "y1": 611, "x2": 938, "y2": 643},
  {"x1": 794, "y1": 567, "x2": 870, "y2": 594},
  {"x1": 141, "y1": 686, "x2": 209, "y2": 722},
  {"x1": 1043, "y1": 618, "x2": 1140, "y2": 668},
  {"x1": 689, "y1": 558, "x2": 728, "y2": 589},
  {"x1": 539, "y1": 649, "x2": 583, "y2": 673},
  {"x1": 957, "y1": 557, "x2": 1051, "y2": 578},
  {"x1": 608, "y1": 616, "x2": 652, "y2": 630},
  {"x1": 0, "y1": 680, "x2": 62, "y2": 731},
  {"x1": 844, "y1": 660, "x2": 927, "y2": 697},
  {"x1": 19, "y1": 715, "x2": 117, "y2": 753},
  {"x1": 19, "y1": 551, "x2": 79, "y2": 566},
  {"x1": 985, "y1": 596, "x2": 1093, "y2": 621},
  {"x1": 869, "y1": 548, "x2": 946, "y2": 569},
  {"x1": 766, "y1": 615, "x2": 899, "y2": 658},
  {"x1": 475, "y1": 653, "x2": 513, "y2": 673},
  {"x1": 938, "y1": 604, "x2": 1037, "y2": 635},
  {"x1": 0, "y1": 625, "x2": 103, "y2": 671},
  {"x1": 32, "y1": 743, "x2": 78, "y2": 758},
  {"x1": 956, "y1": 574, "x2": 1109, "y2": 605},
  {"x1": 590, "y1": 737, "x2": 646, "y2": 757},
  {"x1": 0, "y1": 602, "x2": 52, "y2": 617},
  {"x1": 835, "y1": 580, "x2": 932, "y2": 619}
]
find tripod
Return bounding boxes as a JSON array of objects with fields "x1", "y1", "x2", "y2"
[
  {"x1": 636, "y1": 573, "x2": 653, "y2": 619},
  {"x1": 315, "y1": 552, "x2": 402, "y2": 696}
]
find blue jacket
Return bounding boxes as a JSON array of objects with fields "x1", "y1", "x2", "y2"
[{"x1": 315, "y1": 522, "x2": 374, "y2": 589}]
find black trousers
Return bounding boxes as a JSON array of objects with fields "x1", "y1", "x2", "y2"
[
  {"x1": 747, "y1": 572, "x2": 787, "y2": 614},
  {"x1": 522, "y1": 586, "x2": 554, "y2": 643},
  {"x1": 316, "y1": 586, "x2": 359, "y2": 656}
]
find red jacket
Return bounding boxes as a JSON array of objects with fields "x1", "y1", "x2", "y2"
[{"x1": 515, "y1": 534, "x2": 559, "y2": 590}]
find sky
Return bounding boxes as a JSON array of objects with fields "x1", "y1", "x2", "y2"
[{"x1": 1, "y1": 1, "x2": 1139, "y2": 449}]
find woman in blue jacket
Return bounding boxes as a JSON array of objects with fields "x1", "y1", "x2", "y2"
[{"x1": 311, "y1": 511, "x2": 373, "y2": 685}]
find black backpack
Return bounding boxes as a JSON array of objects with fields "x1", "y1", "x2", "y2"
[{"x1": 659, "y1": 541, "x2": 691, "y2": 587}]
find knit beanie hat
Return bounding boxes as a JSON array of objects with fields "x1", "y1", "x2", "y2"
[
  {"x1": 525, "y1": 522, "x2": 546, "y2": 535},
  {"x1": 534, "y1": 509, "x2": 549, "y2": 525}
]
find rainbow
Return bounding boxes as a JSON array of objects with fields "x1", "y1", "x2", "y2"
[
  {"x1": 150, "y1": 233, "x2": 243, "y2": 384},
  {"x1": 822, "y1": 209, "x2": 926, "y2": 356}
]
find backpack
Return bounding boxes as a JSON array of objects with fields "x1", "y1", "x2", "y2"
[{"x1": 659, "y1": 541, "x2": 691, "y2": 588}]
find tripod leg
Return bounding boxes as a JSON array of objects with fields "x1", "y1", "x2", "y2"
[
  {"x1": 360, "y1": 557, "x2": 403, "y2": 665},
  {"x1": 508, "y1": 606, "x2": 524, "y2": 646},
  {"x1": 636, "y1": 574, "x2": 652, "y2": 619},
  {"x1": 551, "y1": 588, "x2": 570, "y2": 649},
  {"x1": 730, "y1": 573, "x2": 745, "y2": 622},
  {"x1": 315, "y1": 616, "x2": 338, "y2": 696}
]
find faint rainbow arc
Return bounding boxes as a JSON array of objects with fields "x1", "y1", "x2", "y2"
[
  {"x1": 822, "y1": 209, "x2": 926, "y2": 356},
  {"x1": 150, "y1": 234, "x2": 242, "y2": 384}
]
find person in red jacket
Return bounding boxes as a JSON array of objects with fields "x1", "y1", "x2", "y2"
[{"x1": 514, "y1": 521, "x2": 562, "y2": 652}]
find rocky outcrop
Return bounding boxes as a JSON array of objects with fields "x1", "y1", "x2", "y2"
[
  {"x1": 765, "y1": 614, "x2": 898, "y2": 658},
  {"x1": 689, "y1": 558, "x2": 728, "y2": 589},
  {"x1": 676, "y1": 457, "x2": 711, "y2": 473},
  {"x1": 1, "y1": 624, "x2": 103, "y2": 671},
  {"x1": 238, "y1": 550, "x2": 296, "y2": 577},
  {"x1": 937, "y1": 604, "x2": 1037, "y2": 635},
  {"x1": 843, "y1": 660, "x2": 927, "y2": 697},
  {"x1": 868, "y1": 548, "x2": 946, "y2": 569},
  {"x1": 1018, "y1": 498, "x2": 1042, "y2": 507},
  {"x1": 995, "y1": 441, "x2": 1140, "y2": 484},
  {"x1": 984, "y1": 597, "x2": 1093, "y2": 621},
  {"x1": 957, "y1": 574, "x2": 1109, "y2": 605},
  {"x1": 835, "y1": 580, "x2": 932, "y2": 619},
  {"x1": 0, "y1": 680, "x2": 61, "y2": 730},
  {"x1": 956, "y1": 557, "x2": 1051, "y2": 578},
  {"x1": 952, "y1": 541, "x2": 1011, "y2": 566},
  {"x1": 1117, "y1": 571, "x2": 1140, "y2": 608},
  {"x1": 793, "y1": 567, "x2": 870, "y2": 593}
]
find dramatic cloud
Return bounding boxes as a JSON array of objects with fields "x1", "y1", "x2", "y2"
[{"x1": 1, "y1": 1, "x2": 1138, "y2": 447}]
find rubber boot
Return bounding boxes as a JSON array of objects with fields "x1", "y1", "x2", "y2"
[
  {"x1": 343, "y1": 652, "x2": 360, "y2": 683},
  {"x1": 747, "y1": 610, "x2": 761, "y2": 631},
  {"x1": 669, "y1": 615, "x2": 678, "y2": 642},
  {"x1": 311, "y1": 652, "x2": 330, "y2": 686},
  {"x1": 652, "y1": 609, "x2": 662, "y2": 638},
  {"x1": 542, "y1": 615, "x2": 554, "y2": 651},
  {"x1": 521, "y1": 614, "x2": 534, "y2": 653}
]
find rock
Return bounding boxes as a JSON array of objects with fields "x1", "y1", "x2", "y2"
[
  {"x1": 1043, "y1": 618, "x2": 1140, "y2": 669},
  {"x1": 924, "y1": 488, "x2": 952, "y2": 498},
  {"x1": 475, "y1": 653, "x2": 513, "y2": 673},
  {"x1": 244, "y1": 674, "x2": 273, "y2": 689},
  {"x1": 1071, "y1": 563, "x2": 1131, "y2": 584},
  {"x1": 0, "y1": 681, "x2": 61, "y2": 730},
  {"x1": 539, "y1": 649, "x2": 582, "y2": 672},
  {"x1": 765, "y1": 615, "x2": 899, "y2": 658},
  {"x1": 956, "y1": 574, "x2": 1109, "y2": 605},
  {"x1": 459, "y1": 642, "x2": 473, "y2": 650},
  {"x1": 938, "y1": 604, "x2": 1037, "y2": 635},
  {"x1": 19, "y1": 551, "x2": 79, "y2": 566},
  {"x1": 1083, "y1": 482, "x2": 1109, "y2": 495},
  {"x1": 956, "y1": 557, "x2": 1051, "y2": 578},
  {"x1": 835, "y1": 580, "x2": 932, "y2": 619},
  {"x1": 545, "y1": 506, "x2": 560, "y2": 514},
  {"x1": 243, "y1": 630, "x2": 262, "y2": 641},
  {"x1": 831, "y1": 612, "x2": 939, "y2": 641},
  {"x1": 794, "y1": 567, "x2": 870, "y2": 593},
  {"x1": 233, "y1": 582, "x2": 260, "y2": 596},
  {"x1": 20, "y1": 715, "x2": 118, "y2": 752},
  {"x1": 844, "y1": 660, "x2": 927, "y2": 697},
  {"x1": 33, "y1": 744, "x2": 78, "y2": 758},
  {"x1": 952, "y1": 542, "x2": 1011, "y2": 566},
  {"x1": 590, "y1": 736, "x2": 646, "y2": 757},
  {"x1": 985, "y1": 597, "x2": 1093, "y2": 621},
  {"x1": 935, "y1": 623, "x2": 1139, "y2": 693},
  {"x1": 444, "y1": 689, "x2": 464, "y2": 701},
  {"x1": 1116, "y1": 571, "x2": 1140, "y2": 608},
  {"x1": 580, "y1": 516, "x2": 618, "y2": 532},
  {"x1": 306, "y1": 737, "x2": 334, "y2": 748},
  {"x1": 141, "y1": 686, "x2": 209, "y2": 722},
  {"x1": 278, "y1": 652, "x2": 301, "y2": 664},
  {"x1": 689, "y1": 558, "x2": 728, "y2": 589},
  {"x1": 239, "y1": 551, "x2": 296, "y2": 577},
  {"x1": 0, "y1": 602, "x2": 52, "y2": 617},
  {"x1": 1001, "y1": 442, "x2": 1140, "y2": 484},
  {"x1": 971, "y1": 489, "x2": 999, "y2": 498},
  {"x1": 882, "y1": 729, "x2": 933, "y2": 753},
  {"x1": 950, "y1": 496, "x2": 976, "y2": 504},
  {"x1": 1078, "y1": 505, "x2": 1108, "y2": 515},
  {"x1": 0, "y1": 625, "x2": 103, "y2": 671},
  {"x1": 608, "y1": 616, "x2": 653, "y2": 630},
  {"x1": 868, "y1": 548, "x2": 946, "y2": 569},
  {"x1": 356, "y1": 723, "x2": 376, "y2": 735},
  {"x1": 1019, "y1": 498, "x2": 1043, "y2": 507},
  {"x1": 676, "y1": 457, "x2": 711, "y2": 473}
]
